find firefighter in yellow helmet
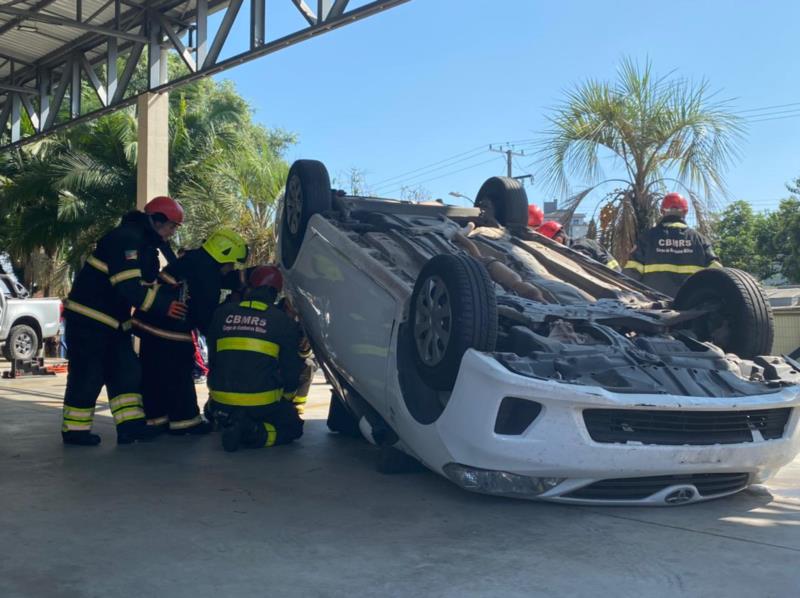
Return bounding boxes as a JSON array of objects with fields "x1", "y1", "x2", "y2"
[{"x1": 134, "y1": 228, "x2": 250, "y2": 435}]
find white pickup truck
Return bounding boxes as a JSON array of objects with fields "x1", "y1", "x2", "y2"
[{"x1": 0, "y1": 274, "x2": 61, "y2": 361}]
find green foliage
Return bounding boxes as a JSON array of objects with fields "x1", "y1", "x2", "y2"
[
  {"x1": 762, "y1": 199, "x2": 800, "y2": 283},
  {"x1": 538, "y1": 58, "x2": 744, "y2": 261},
  {"x1": 0, "y1": 69, "x2": 295, "y2": 296},
  {"x1": 713, "y1": 198, "x2": 800, "y2": 283},
  {"x1": 713, "y1": 201, "x2": 771, "y2": 278}
]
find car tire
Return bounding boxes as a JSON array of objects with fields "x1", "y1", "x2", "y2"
[
  {"x1": 5, "y1": 324, "x2": 39, "y2": 361},
  {"x1": 474, "y1": 176, "x2": 529, "y2": 229},
  {"x1": 280, "y1": 159, "x2": 332, "y2": 269},
  {"x1": 673, "y1": 267, "x2": 774, "y2": 359},
  {"x1": 326, "y1": 391, "x2": 362, "y2": 437},
  {"x1": 409, "y1": 254, "x2": 498, "y2": 390}
]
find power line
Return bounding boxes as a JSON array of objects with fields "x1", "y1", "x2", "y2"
[
  {"x1": 735, "y1": 102, "x2": 800, "y2": 114},
  {"x1": 382, "y1": 156, "x2": 503, "y2": 196},
  {"x1": 371, "y1": 150, "x2": 488, "y2": 193},
  {"x1": 741, "y1": 108, "x2": 800, "y2": 119},
  {"x1": 746, "y1": 112, "x2": 800, "y2": 124},
  {"x1": 372, "y1": 138, "x2": 538, "y2": 192},
  {"x1": 370, "y1": 144, "x2": 487, "y2": 189}
]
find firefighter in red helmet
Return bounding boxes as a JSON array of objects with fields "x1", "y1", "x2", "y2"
[
  {"x1": 60, "y1": 196, "x2": 186, "y2": 446},
  {"x1": 537, "y1": 221, "x2": 620, "y2": 271},
  {"x1": 623, "y1": 192, "x2": 722, "y2": 297},
  {"x1": 527, "y1": 204, "x2": 544, "y2": 228},
  {"x1": 205, "y1": 265, "x2": 305, "y2": 452}
]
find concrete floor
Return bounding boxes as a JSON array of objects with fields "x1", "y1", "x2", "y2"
[{"x1": 1, "y1": 371, "x2": 799, "y2": 598}]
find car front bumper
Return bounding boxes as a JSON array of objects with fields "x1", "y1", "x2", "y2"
[{"x1": 419, "y1": 351, "x2": 800, "y2": 506}]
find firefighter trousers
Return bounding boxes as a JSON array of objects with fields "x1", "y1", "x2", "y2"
[
  {"x1": 291, "y1": 359, "x2": 315, "y2": 414},
  {"x1": 209, "y1": 399, "x2": 304, "y2": 448},
  {"x1": 62, "y1": 321, "x2": 146, "y2": 432},
  {"x1": 139, "y1": 332, "x2": 202, "y2": 430}
]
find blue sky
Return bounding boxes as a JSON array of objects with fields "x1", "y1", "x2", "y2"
[{"x1": 211, "y1": 0, "x2": 800, "y2": 215}]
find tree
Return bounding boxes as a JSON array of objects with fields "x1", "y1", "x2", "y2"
[
  {"x1": 713, "y1": 201, "x2": 771, "y2": 279},
  {"x1": 538, "y1": 58, "x2": 744, "y2": 261},
  {"x1": 762, "y1": 198, "x2": 800, "y2": 283},
  {"x1": 0, "y1": 69, "x2": 295, "y2": 294}
]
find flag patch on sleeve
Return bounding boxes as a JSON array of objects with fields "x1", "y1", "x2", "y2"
[{"x1": 124, "y1": 250, "x2": 138, "y2": 260}]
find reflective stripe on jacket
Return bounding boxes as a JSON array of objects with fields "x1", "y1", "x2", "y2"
[
  {"x1": 134, "y1": 249, "x2": 252, "y2": 339},
  {"x1": 65, "y1": 212, "x2": 176, "y2": 332},
  {"x1": 206, "y1": 300, "x2": 304, "y2": 407},
  {"x1": 623, "y1": 217, "x2": 722, "y2": 297}
]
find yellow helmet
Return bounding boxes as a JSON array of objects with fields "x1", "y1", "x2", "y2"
[{"x1": 202, "y1": 228, "x2": 248, "y2": 265}]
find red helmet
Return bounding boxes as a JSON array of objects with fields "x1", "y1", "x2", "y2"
[
  {"x1": 249, "y1": 266, "x2": 283, "y2": 291},
  {"x1": 527, "y1": 204, "x2": 544, "y2": 228},
  {"x1": 661, "y1": 192, "x2": 688, "y2": 213},
  {"x1": 537, "y1": 220, "x2": 563, "y2": 239},
  {"x1": 144, "y1": 196, "x2": 184, "y2": 224}
]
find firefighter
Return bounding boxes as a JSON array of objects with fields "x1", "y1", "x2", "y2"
[
  {"x1": 528, "y1": 204, "x2": 544, "y2": 229},
  {"x1": 134, "y1": 228, "x2": 249, "y2": 435},
  {"x1": 61, "y1": 197, "x2": 187, "y2": 446},
  {"x1": 537, "y1": 220, "x2": 621, "y2": 271},
  {"x1": 206, "y1": 266, "x2": 305, "y2": 452},
  {"x1": 623, "y1": 193, "x2": 722, "y2": 296}
]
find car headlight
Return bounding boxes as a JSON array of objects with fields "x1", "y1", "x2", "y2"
[{"x1": 443, "y1": 463, "x2": 564, "y2": 497}]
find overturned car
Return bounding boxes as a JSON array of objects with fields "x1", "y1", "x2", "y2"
[{"x1": 277, "y1": 159, "x2": 800, "y2": 506}]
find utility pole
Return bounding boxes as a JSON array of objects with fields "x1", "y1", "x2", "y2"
[{"x1": 489, "y1": 144, "x2": 526, "y2": 177}]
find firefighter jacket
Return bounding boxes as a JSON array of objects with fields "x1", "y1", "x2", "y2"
[
  {"x1": 133, "y1": 248, "x2": 245, "y2": 342},
  {"x1": 623, "y1": 216, "x2": 722, "y2": 297},
  {"x1": 65, "y1": 212, "x2": 176, "y2": 334},
  {"x1": 206, "y1": 299, "x2": 305, "y2": 407},
  {"x1": 570, "y1": 238, "x2": 620, "y2": 271}
]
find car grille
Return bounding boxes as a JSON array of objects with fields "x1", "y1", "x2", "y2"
[
  {"x1": 566, "y1": 473, "x2": 750, "y2": 501},
  {"x1": 583, "y1": 408, "x2": 792, "y2": 445}
]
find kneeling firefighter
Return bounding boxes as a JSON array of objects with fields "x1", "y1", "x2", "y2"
[
  {"x1": 206, "y1": 266, "x2": 305, "y2": 452},
  {"x1": 133, "y1": 229, "x2": 249, "y2": 435},
  {"x1": 61, "y1": 196, "x2": 187, "y2": 446}
]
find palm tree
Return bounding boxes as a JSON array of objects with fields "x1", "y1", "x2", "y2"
[{"x1": 538, "y1": 58, "x2": 744, "y2": 260}]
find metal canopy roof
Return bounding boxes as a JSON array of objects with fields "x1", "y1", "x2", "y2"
[{"x1": 0, "y1": 0, "x2": 408, "y2": 150}]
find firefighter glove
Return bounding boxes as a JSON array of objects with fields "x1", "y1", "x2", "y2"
[{"x1": 167, "y1": 300, "x2": 188, "y2": 320}]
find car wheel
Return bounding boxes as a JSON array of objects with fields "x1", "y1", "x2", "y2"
[
  {"x1": 674, "y1": 267, "x2": 774, "y2": 359},
  {"x1": 6, "y1": 324, "x2": 39, "y2": 361},
  {"x1": 409, "y1": 254, "x2": 498, "y2": 390},
  {"x1": 280, "y1": 159, "x2": 332, "y2": 269},
  {"x1": 326, "y1": 391, "x2": 362, "y2": 437},
  {"x1": 474, "y1": 176, "x2": 529, "y2": 229}
]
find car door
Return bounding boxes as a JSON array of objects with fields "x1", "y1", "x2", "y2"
[{"x1": 287, "y1": 218, "x2": 398, "y2": 410}]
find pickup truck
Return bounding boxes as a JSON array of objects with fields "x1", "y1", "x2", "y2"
[{"x1": 0, "y1": 274, "x2": 61, "y2": 361}]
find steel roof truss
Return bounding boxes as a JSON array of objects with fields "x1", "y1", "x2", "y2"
[{"x1": 1, "y1": 0, "x2": 410, "y2": 149}]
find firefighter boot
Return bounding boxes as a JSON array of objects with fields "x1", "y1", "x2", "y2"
[
  {"x1": 62, "y1": 431, "x2": 102, "y2": 446},
  {"x1": 117, "y1": 419, "x2": 159, "y2": 445},
  {"x1": 221, "y1": 414, "x2": 245, "y2": 453}
]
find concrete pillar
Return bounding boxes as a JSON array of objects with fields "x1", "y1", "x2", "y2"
[{"x1": 136, "y1": 91, "x2": 169, "y2": 210}]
